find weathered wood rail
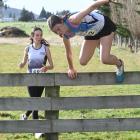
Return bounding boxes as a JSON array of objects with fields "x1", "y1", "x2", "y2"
[{"x1": 0, "y1": 72, "x2": 140, "y2": 140}]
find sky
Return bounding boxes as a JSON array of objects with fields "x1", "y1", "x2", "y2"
[{"x1": 5, "y1": 0, "x2": 93, "y2": 15}]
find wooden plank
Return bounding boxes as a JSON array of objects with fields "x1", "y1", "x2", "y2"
[
  {"x1": 55, "y1": 72, "x2": 140, "y2": 86},
  {"x1": 45, "y1": 86, "x2": 60, "y2": 118},
  {"x1": 53, "y1": 118, "x2": 140, "y2": 132},
  {"x1": 0, "y1": 73, "x2": 54, "y2": 86},
  {"x1": 51, "y1": 95, "x2": 140, "y2": 110},
  {"x1": 0, "y1": 98, "x2": 51, "y2": 110},
  {"x1": 1, "y1": 118, "x2": 140, "y2": 133},
  {"x1": 55, "y1": 72, "x2": 116, "y2": 86},
  {"x1": 1, "y1": 95, "x2": 140, "y2": 110},
  {"x1": 0, "y1": 120, "x2": 51, "y2": 133},
  {"x1": 44, "y1": 86, "x2": 60, "y2": 140},
  {"x1": 0, "y1": 72, "x2": 140, "y2": 86}
]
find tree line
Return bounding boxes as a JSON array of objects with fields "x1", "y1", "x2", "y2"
[
  {"x1": 1, "y1": 0, "x2": 139, "y2": 51},
  {"x1": 19, "y1": 7, "x2": 52, "y2": 21}
]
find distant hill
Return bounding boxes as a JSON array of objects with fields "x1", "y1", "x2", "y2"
[
  {"x1": 1, "y1": 7, "x2": 38, "y2": 20},
  {"x1": 2, "y1": 7, "x2": 21, "y2": 20}
]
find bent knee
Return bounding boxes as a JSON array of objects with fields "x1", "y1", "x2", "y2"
[
  {"x1": 100, "y1": 58, "x2": 110, "y2": 64},
  {"x1": 79, "y1": 59, "x2": 88, "y2": 66}
]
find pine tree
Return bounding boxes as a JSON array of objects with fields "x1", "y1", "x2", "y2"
[
  {"x1": 0, "y1": 0, "x2": 4, "y2": 7},
  {"x1": 0, "y1": 0, "x2": 4, "y2": 18},
  {"x1": 19, "y1": 8, "x2": 35, "y2": 21},
  {"x1": 39, "y1": 7, "x2": 47, "y2": 19}
]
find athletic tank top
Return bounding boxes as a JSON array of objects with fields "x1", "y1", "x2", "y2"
[
  {"x1": 63, "y1": 10, "x2": 105, "y2": 39},
  {"x1": 27, "y1": 44, "x2": 48, "y2": 73}
]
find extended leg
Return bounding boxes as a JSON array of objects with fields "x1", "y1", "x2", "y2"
[{"x1": 79, "y1": 39, "x2": 100, "y2": 65}]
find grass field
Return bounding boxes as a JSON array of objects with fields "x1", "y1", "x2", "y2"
[{"x1": 0, "y1": 22, "x2": 140, "y2": 140}]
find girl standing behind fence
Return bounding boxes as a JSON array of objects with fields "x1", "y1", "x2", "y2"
[{"x1": 19, "y1": 27, "x2": 53, "y2": 120}]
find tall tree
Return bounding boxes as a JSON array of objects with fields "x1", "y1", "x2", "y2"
[
  {"x1": 39, "y1": 7, "x2": 47, "y2": 19},
  {"x1": 19, "y1": 8, "x2": 35, "y2": 21},
  {"x1": 99, "y1": 4, "x2": 111, "y2": 17},
  {"x1": 110, "y1": 0, "x2": 140, "y2": 39},
  {"x1": 4, "y1": 4, "x2": 7, "y2": 10},
  {"x1": 0, "y1": 0, "x2": 4, "y2": 7},
  {"x1": 12, "y1": 13, "x2": 16, "y2": 20},
  {"x1": 0, "y1": 0, "x2": 4, "y2": 18}
]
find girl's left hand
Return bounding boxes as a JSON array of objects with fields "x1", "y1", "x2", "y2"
[{"x1": 40, "y1": 66, "x2": 48, "y2": 72}]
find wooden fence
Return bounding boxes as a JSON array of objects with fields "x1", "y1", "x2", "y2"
[{"x1": 0, "y1": 72, "x2": 140, "y2": 140}]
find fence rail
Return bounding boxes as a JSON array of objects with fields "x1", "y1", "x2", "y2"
[
  {"x1": 0, "y1": 72, "x2": 140, "y2": 140},
  {"x1": 0, "y1": 95, "x2": 140, "y2": 110},
  {"x1": 1, "y1": 118, "x2": 140, "y2": 133},
  {"x1": 0, "y1": 72, "x2": 140, "y2": 86}
]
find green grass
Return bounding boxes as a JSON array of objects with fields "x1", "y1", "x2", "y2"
[{"x1": 0, "y1": 22, "x2": 140, "y2": 140}]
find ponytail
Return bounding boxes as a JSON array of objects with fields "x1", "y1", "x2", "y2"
[{"x1": 41, "y1": 38, "x2": 50, "y2": 47}]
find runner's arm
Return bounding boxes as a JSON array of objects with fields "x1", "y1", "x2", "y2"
[
  {"x1": 19, "y1": 47, "x2": 28, "y2": 68},
  {"x1": 63, "y1": 37, "x2": 77, "y2": 79},
  {"x1": 70, "y1": 0, "x2": 109, "y2": 24}
]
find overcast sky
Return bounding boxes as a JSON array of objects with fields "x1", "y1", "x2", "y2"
[{"x1": 6, "y1": 0, "x2": 93, "y2": 14}]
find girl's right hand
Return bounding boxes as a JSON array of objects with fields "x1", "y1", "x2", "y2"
[{"x1": 67, "y1": 68, "x2": 77, "y2": 79}]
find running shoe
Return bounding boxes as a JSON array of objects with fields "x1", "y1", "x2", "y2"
[
  {"x1": 20, "y1": 114, "x2": 27, "y2": 120},
  {"x1": 116, "y1": 59, "x2": 124, "y2": 83}
]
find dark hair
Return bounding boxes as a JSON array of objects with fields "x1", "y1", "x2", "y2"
[
  {"x1": 30, "y1": 27, "x2": 50, "y2": 46},
  {"x1": 47, "y1": 15, "x2": 62, "y2": 30}
]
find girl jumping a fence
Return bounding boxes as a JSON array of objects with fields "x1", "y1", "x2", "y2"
[{"x1": 47, "y1": 0, "x2": 124, "y2": 82}]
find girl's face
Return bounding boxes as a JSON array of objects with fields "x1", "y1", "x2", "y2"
[
  {"x1": 52, "y1": 23, "x2": 67, "y2": 38},
  {"x1": 33, "y1": 30, "x2": 43, "y2": 43}
]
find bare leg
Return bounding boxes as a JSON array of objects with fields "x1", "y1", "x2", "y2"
[
  {"x1": 100, "y1": 32, "x2": 121, "y2": 67},
  {"x1": 79, "y1": 39, "x2": 100, "y2": 65}
]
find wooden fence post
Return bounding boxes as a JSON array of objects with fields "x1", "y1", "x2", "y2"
[
  {"x1": 44, "y1": 86, "x2": 60, "y2": 140},
  {"x1": 134, "y1": 39, "x2": 138, "y2": 53}
]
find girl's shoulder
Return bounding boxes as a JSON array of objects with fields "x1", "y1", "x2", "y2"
[
  {"x1": 89, "y1": 10, "x2": 104, "y2": 16},
  {"x1": 25, "y1": 44, "x2": 32, "y2": 52},
  {"x1": 68, "y1": 12, "x2": 78, "y2": 21},
  {"x1": 42, "y1": 44, "x2": 49, "y2": 48},
  {"x1": 42, "y1": 44, "x2": 49, "y2": 52}
]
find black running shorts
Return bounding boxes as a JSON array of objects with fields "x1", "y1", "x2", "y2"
[{"x1": 84, "y1": 16, "x2": 116, "y2": 40}]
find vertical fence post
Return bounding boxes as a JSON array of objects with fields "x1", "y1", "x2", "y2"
[
  {"x1": 134, "y1": 39, "x2": 137, "y2": 53},
  {"x1": 44, "y1": 86, "x2": 60, "y2": 140}
]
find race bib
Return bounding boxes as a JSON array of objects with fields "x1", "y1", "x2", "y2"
[{"x1": 31, "y1": 68, "x2": 41, "y2": 73}]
